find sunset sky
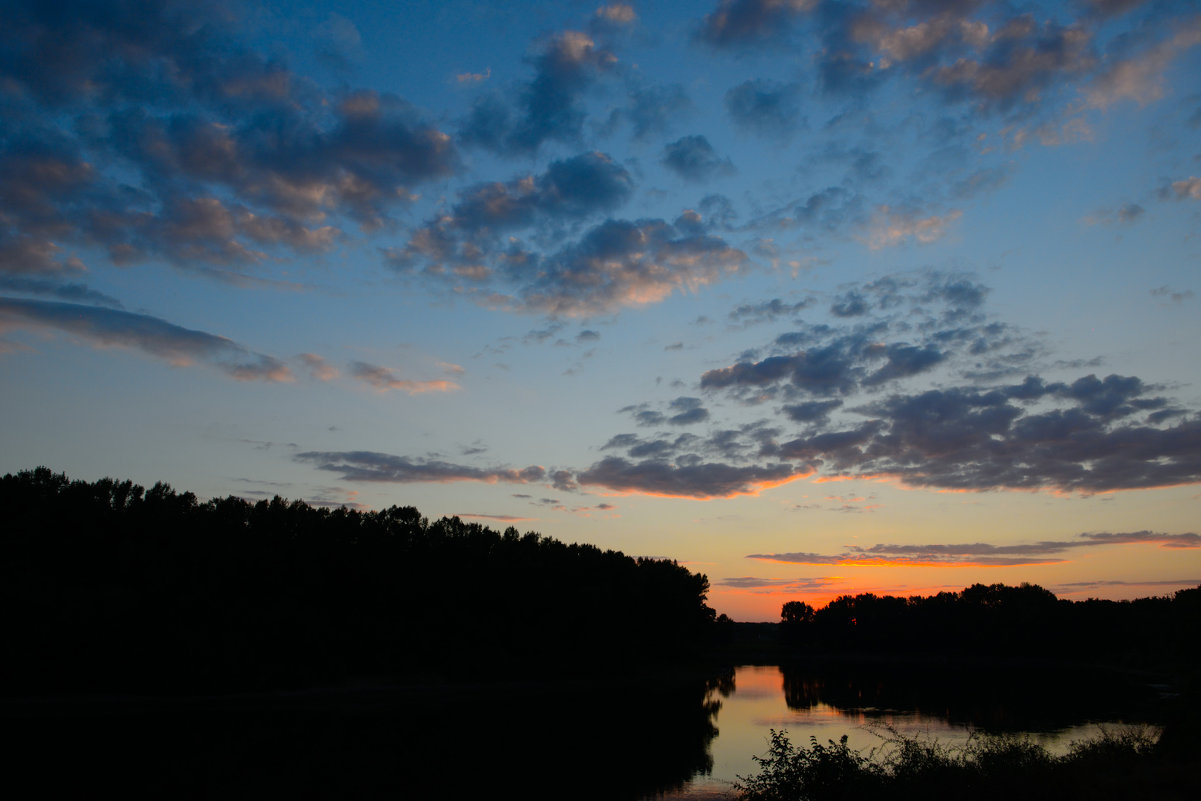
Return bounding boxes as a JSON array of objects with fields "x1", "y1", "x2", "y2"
[{"x1": 2, "y1": 0, "x2": 1199, "y2": 619}]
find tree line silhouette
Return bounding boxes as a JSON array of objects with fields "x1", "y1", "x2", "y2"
[
  {"x1": 780, "y1": 581, "x2": 1201, "y2": 667},
  {"x1": 2, "y1": 468, "x2": 716, "y2": 693}
]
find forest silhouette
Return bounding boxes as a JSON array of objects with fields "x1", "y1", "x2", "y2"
[
  {"x1": 5, "y1": 467, "x2": 1199, "y2": 695},
  {"x1": 2, "y1": 467, "x2": 715, "y2": 693}
]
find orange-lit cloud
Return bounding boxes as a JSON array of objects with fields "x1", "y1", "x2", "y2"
[{"x1": 349, "y1": 360, "x2": 460, "y2": 394}]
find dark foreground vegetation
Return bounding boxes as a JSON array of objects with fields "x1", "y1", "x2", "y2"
[
  {"x1": 4, "y1": 467, "x2": 1199, "y2": 798},
  {"x1": 736, "y1": 726, "x2": 1198, "y2": 801},
  {"x1": 2, "y1": 467, "x2": 715, "y2": 693}
]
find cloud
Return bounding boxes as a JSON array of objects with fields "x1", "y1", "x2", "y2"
[
  {"x1": 1150, "y1": 286, "x2": 1194, "y2": 303},
  {"x1": 298, "y1": 353, "x2": 339, "y2": 381},
  {"x1": 719, "y1": 576, "x2": 842, "y2": 592},
  {"x1": 459, "y1": 30, "x2": 615, "y2": 154},
  {"x1": 748, "y1": 531, "x2": 1201, "y2": 567},
  {"x1": 0, "y1": 0, "x2": 457, "y2": 282},
  {"x1": 1084, "y1": 203, "x2": 1145, "y2": 226},
  {"x1": 680, "y1": 270, "x2": 1201, "y2": 494},
  {"x1": 0, "y1": 296, "x2": 291, "y2": 381},
  {"x1": 724, "y1": 80, "x2": 802, "y2": 137},
  {"x1": 668, "y1": 396, "x2": 711, "y2": 426},
  {"x1": 661, "y1": 135, "x2": 735, "y2": 181},
  {"x1": 729, "y1": 298, "x2": 813, "y2": 326},
  {"x1": 295, "y1": 451, "x2": 549, "y2": 485},
  {"x1": 697, "y1": 0, "x2": 814, "y2": 48},
  {"x1": 605, "y1": 83, "x2": 692, "y2": 140},
  {"x1": 864, "y1": 207, "x2": 962, "y2": 249},
  {"x1": 389, "y1": 151, "x2": 636, "y2": 289},
  {"x1": 509, "y1": 217, "x2": 749, "y2": 316},
  {"x1": 1085, "y1": 16, "x2": 1201, "y2": 108},
  {"x1": 0, "y1": 275, "x2": 123, "y2": 308},
  {"x1": 456, "y1": 68, "x2": 492, "y2": 84},
  {"x1": 595, "y1": 4, "x2": 637, "y2": 26},
  {"x1": 770, "y1": 380, "x2": 1201, "y2": 493},
  {"x1": 1161, "y1": 177, "x2": 1201, "y2": 201},
  {"x1": 348, "y1": 361, "x2": 460, "y2": 394},
  {"x1": 576, "y1": 456, "x2": 809, "y2": 499}
]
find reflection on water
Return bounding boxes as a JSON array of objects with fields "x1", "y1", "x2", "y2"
[
  {"x1": 4, "y1": 662, "x2": 1161, "y2": 800},
  {"x1": 661, "y1": 663, "x2": 1163, "y2": 800}
]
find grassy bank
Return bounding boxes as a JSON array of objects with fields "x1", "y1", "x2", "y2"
[{"x1": 734, "y1": 725, "x2": 1199, "y2": 801}]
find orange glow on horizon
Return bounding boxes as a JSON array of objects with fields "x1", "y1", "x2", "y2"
[{"x1": 748, "y1": 555, "x2": 1068, "y2": 568}]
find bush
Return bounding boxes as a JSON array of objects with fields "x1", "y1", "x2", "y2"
[{"x1": 735, "y1": 725, "x2": 1188, "y2": 801}]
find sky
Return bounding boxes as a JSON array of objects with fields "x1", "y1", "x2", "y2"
[{"x1": 2, "y1": 0, "x2": 1199, "y2": 620}]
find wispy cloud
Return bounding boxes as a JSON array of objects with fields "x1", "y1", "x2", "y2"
[{"x1": 0, "y1": 297, "x2": 292, "y2": 381}]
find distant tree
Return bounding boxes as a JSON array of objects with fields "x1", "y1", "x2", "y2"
[{"x1": 781, "y1": 600, "x2": 816, "y2": 626}]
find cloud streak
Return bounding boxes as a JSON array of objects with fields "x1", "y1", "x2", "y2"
[
  {"x1": 748, "y1": 531, "x2": 1201, "y2": 567},
  {"x1": 0, "y1": 297, "x2": 291, "y2": 381}
]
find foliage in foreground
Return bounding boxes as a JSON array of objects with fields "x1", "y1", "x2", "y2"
[{"x1": 735, "y1": 726, "x2": 1197, "y2": 801}]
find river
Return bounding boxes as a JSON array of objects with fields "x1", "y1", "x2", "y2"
[{"x1": 4, "y1": 659, "x2": 1164, "y2": 799}]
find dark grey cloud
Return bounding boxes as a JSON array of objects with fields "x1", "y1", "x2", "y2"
[
  {"x1": 668, "y1": 396, "x2": 711, "y2": 426},
  {"x1": 661, "y1": 135, "x2": 735, "y2": 181},
  {"x1": 702, "y1": 334, "x2": 897, "y2": 397},
  {"x1": 729, "y1": 297, "x2": 813, "y2": 326},
  {"x1": 576, "y1": 456, "x2": 805, "y2": 499},
  {"x1": 782, "y1": 399, "x2": 843, "y2": 425},
  {"x1": 769, "y1": 379, "x2": 1199, "y2": 493},
  {"x1": 396, "y1": 151, "x2": 632, "y2": 266},
  {"x1": 296, "y1": 447, "x2": 810, "y2": 500},
  {"x1": 724, "y1": 80, "x2": 803, "y2": 137},
  {"x1": 700, "y1": 272, "x2": 1003, "y2": 403},
  {"x1": 459, "y1": 30, "x2": 615, "y2": 155},
  {"x1": 0, "y1": 296, "x2": 291, "y2": 381},
  {"x1": 748, "y1": 530, "x2": 1201, "y2": 567},
  {"x1": 830, "y1": 290, "x2": 869, "y2": 317},
  {"x1": 697, "y1": 0, "x2": 813, "y2": 48},
  {"x1": 295, "y1": 451, "x2": 548, "y2": 485}
]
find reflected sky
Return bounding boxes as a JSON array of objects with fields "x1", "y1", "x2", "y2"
[{"x1": 664, "y1": 664, "x2": 1161, "y2": 799}]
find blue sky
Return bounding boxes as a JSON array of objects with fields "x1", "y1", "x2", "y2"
[{"x1": 2, "y1": 0, "x2": 1199, "y2": 619}]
